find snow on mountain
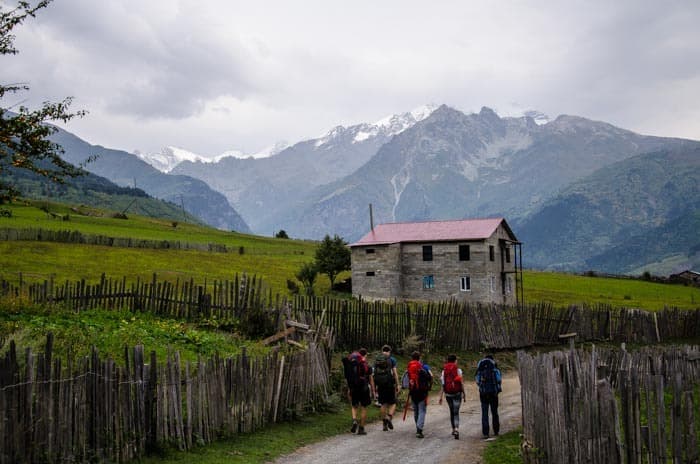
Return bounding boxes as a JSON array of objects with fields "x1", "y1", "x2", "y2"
[
  {"x1": 523, "y1": 110, "x2": 550, "y2": 125},
  {"x1": 134, "y1": 146, "x2": 214, "y2": 173},
  {"x1": 354, "y1": 103, "x2": 439, "y2": 143},
  {"x1": 313, "y1": 104, "x2": 439, "y2": 148},
  {"x1": 252, "y1": 140, "x2": 290, "y2": 158},
  {"x1": 137, "y1": 142, "x2": 289, "y2": 172}
]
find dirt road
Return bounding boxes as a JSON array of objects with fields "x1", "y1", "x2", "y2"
[{"x1": 273, "y1": 372, "x2": 521, "y2": 464}]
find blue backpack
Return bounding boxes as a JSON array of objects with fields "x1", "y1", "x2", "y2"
[{"x1": 476, "y1": 358, "x2": 501, "y2": 394}]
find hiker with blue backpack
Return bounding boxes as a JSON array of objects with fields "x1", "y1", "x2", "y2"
[
  {"x1": 372, "y1": 345, "x2": 400, "y2": 431},
  {"x1": 438, "y1": 354, "x2": 465, "y2": 439},
  {"x1": 475, "y1": 353, "x2": 502, "y2": 439}
]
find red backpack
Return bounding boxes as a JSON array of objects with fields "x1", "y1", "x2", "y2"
[
  {"x1": 407, "y1": 360, "x2": 431, "y2": 392},
  {"x1": 443, "y1": 362, "x2": 462, "y2": 394}
]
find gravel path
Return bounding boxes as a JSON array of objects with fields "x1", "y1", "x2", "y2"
[{"x1": 273, "y1": 372, "x2": 522, "y2": 464}]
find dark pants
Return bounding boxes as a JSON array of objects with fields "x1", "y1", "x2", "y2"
[{"x1": 480, "y1": 392, "x2": 499, "y2": 437}]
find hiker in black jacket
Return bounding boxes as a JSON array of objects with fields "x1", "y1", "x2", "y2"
[
  {"x1": 372, "y1": 345, "x2": 400, "y2": 431},
  {"x1": 475, "y1": 354, "x2": 502, "y2": 439}
]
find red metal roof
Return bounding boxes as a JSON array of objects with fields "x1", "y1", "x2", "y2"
[{"x1": 350, "y1": 218, "x2": 517, "y2": 246}]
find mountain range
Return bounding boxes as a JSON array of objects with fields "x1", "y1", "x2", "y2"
[
  {"x1": 48, "y1": 129, "x2": 251, "y2": 233},
  {"x1": 45, "y1": 104, "x2": 699, "y2": 275}
]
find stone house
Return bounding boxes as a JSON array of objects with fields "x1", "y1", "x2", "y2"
[
  {"x1": 670, "y1": 270, "x2": 700, "y2": 287},
  {"x1": 349, "y1": 217, "x2": 522, "y2": 304}
]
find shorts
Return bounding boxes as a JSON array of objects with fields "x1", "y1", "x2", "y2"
[
  {"x1": 350, "y1": 385, "x2": 371, "y2": 407},
  {"x1": 377, "y1": 386, "x2": 397, "y2": 405}
]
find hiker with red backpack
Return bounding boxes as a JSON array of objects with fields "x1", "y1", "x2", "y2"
[
  {"x1": 438, "y1": 354, "x2": 465, "y2": 439},
  {"x1": 475, "y1": 353, "x2": 502, "y2": 439},
  {"x1": 342, "y1": 348, "x2": 374, "y2": 435},
  {"x1": 405, "y1": 350, "x2": 433, "y2": 438}
]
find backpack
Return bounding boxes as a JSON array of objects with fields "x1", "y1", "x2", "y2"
[
  {"x1": 373, "y1": 353, "x2": 394, "y2": 388},
  {"x1": 443, "y1": 362, "x2": 462, "y2": 394},
  {"x1": 407, "y1": 360, "x2": 432, "y2": 392},
  {"x1": 343, "y1": 352, "x2": 369, "y2": 388},
  {"x1": 477, "y1": 358, "x2": 500, "y2": 394}
]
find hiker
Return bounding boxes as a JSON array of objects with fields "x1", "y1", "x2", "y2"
[
  {"x1": 406, "y1": 350, "x2": 433, "y2": 438},
  {"x1": 372, "y1": 345, "x2": 400, "y2": 431},
  {"x1": 438, "y1": 354, "x2": 465, "y2": 439},
  {"x1": 343, "y1": 348, "x2": 374, "y2": 435},
  {"x1": 475, "y1": 353, "x2": 502, "y2": 439}
]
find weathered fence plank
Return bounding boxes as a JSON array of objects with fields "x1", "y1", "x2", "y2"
[{"x1": 519, "y1": 346, "x2": 700, "y2": 464}]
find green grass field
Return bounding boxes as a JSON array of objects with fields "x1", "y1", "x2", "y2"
[
  {"x1": 523, "y1": 270, "x2": 699, "y2": 310},
  {"x1": 1, "y1": 200, "x2": 698, "y2": 310}
]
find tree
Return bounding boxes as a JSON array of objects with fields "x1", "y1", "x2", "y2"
[
  {"x1": 275, "y1": 229, "x2": 289, "y2": 239},
  {"x1": 295, "y1": 261, "x2": 318, "y2": 296},
  {"x1": 1, "y1": 1, "x2": 87, "y2": 203},
  {"x1": 314, "y1": 234, "x2": 351, "y2": 288}
]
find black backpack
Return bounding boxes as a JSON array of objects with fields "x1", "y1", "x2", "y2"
[
  {"x1": 418, "y1": 366, "x2": 433, "y2": 392},
  {"x1": 477, "y1": 358, "x2": 500, "y2": 394},
  {"x1": 373, "y1": 353, "x2": 394, "y2": 388},
  {"x1": 343, "y1": 352, "x2": 368, "y2": 388}
]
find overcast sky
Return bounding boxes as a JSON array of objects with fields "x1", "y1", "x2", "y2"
[{"x1": 3, "y1": 0, "x2": 699, "y2": 157}]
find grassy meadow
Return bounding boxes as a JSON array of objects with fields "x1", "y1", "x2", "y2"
[
  {"x1": 0, "y1": 201, "x2": 323, "y2": 296},
  {"x1": 2, "y1": 200, "x2": 699, "y2": 310}
]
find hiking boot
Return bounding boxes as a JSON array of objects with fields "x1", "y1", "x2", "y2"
[
  {"x1": 382, "y1": 419, "x2": 388, "y2": 431},
  {"x1": 350, "y1": 420, "x2": 358, "y2": 433},
  {"x1": 454, "y1": 430, "x2": 459, "y2": 440},
  {"x1": 357, "y1": 426, "x2": 367, "y2": 435},
  {"x1": 386, "y1": 416, "x2": 394, "y2": 430},
  {"x1": 416, "y1": 429, "x2": 424, "y2": 438}
]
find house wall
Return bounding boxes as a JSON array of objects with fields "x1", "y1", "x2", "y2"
[
  {"x1": 351, "y1": 224, "x2": 518, "y2": 304},
  {"x1": 351, "y1": 243, "x2": 402, "y2": 299}
]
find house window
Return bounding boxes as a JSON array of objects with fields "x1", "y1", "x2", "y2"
[
  {"x1": 460, "y1": 276, "x2": 471, "y2": 292},
  {"x1": 505, "y1": 276, "x2": 512, "y2": 293},
  {"x1": 490, "y1": 275, "x2": 496, "y2": 292},
  {"x1": 423, "y1": 275, "x2": 435, "y2": 289},
  {"x1": 505, "y1": 247, "x2": 511, "y2": 263},
  {"x1": 422, "y1": 245, "x2": 433, "y2": 261},
  {"x1": 489, "y1": 245, "x2": 495, "y2": 261},
  {"x1": 459, "y1": 244, "x2": 470, "y2": 261},
  {"x1": 366, "y1": 248, "x2": 375, "y2": 254},
  {"x1": 366, "y1": 271, "x2": 375, "y2": 277}
]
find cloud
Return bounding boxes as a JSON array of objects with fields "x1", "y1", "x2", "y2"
[
  {"x1": 2, "y1": 0, "x2": 699, "y2": 155},
  {"x1": 22, "y1": 0, "x2": 260, "y2": 119}
]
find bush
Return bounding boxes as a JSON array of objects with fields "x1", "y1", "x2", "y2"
[{"x1": 286, "y1": 279, "x2": 300, "y2": 295}]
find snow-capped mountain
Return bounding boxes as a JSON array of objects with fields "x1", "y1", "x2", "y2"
[
  {"x1": 315, "y1": 103, "x2": 439, "y2": 147},
  {"x1": 137, "y1": 142, "x2": 290, "y2": 173},
  {"x1": 134, "y1": 147, "x2": 221, "y2": 173}
]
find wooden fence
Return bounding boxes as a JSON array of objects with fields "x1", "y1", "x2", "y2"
[
  {"x1": 0, "y1": 332, "x2": 331, "y2": 464},
  {"x1": 518, "y1": 345, "x2": 700, "y2": 464},
  {"x1": 291, "y1": 295, "x2": 700, "y2": 351},
  {"x1": 1, "y1": 274, "x2": 699, "y2": 351},
  {"x1": 0, "y1": 227, "x2": 230, "y2": 252}
]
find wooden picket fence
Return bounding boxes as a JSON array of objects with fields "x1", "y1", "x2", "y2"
[
  {"x1": 518, "y1": 345, "x2": 700, "y2": 464},
  {"x1": 2, "y1": 274, "x2": 699, "y2": 351},
  {"x1": 291, "y1": 295, "x2": 700, "y2": 351},
  {"x1": 0, "y1": 227, "x2": 230, "y2": 252},
  {"x1": 0, "y1": 331, "x2": 331, "y2": 464}
]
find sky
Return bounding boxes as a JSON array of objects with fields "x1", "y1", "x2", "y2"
[{"x1": 2, "y1": 0, "x2": 700, "y2": 158}]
